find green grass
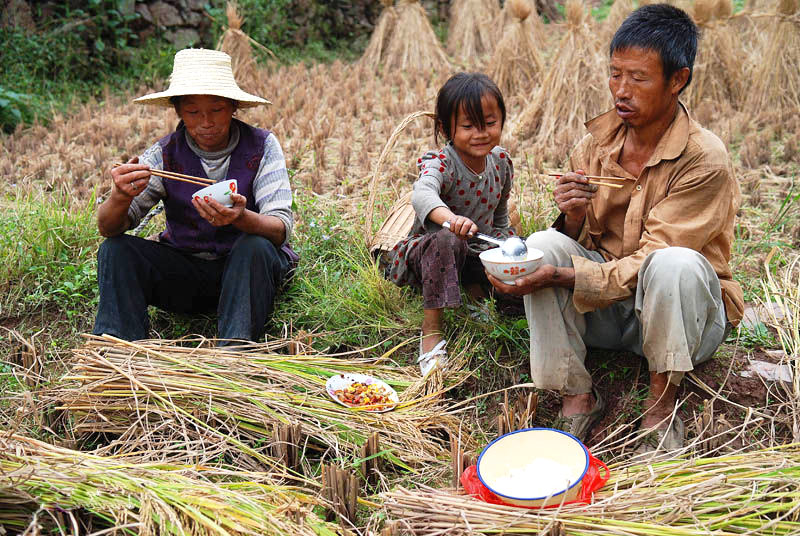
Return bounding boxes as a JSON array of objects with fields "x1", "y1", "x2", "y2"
[{"x1": 0, "y1": 190, "x2": 101, "y2": 321}]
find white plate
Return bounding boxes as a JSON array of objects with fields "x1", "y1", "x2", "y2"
[{"x1": 325, "y1": 372, "x2": 399, "y2": 413}]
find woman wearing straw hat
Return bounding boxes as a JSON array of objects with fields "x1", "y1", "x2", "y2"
[{"x1": 93, "y1": 48, "x2": 297, "y2": 344}]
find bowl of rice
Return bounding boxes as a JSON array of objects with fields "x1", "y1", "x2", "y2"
[{"x1": 477, "y1": 427, "x2": 589, "y2": 507}]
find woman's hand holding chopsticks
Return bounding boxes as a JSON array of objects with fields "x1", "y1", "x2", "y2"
[{"x1": 111, "y1": 157, "x2": 152, "y2": 200}]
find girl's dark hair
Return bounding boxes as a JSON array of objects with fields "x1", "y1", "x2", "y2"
[
  {"x1": 610, "y1": 4, "x2": 698, "y2": 93},
  {"x1": 434, "y1": 73, "x2": 506, "y2": 144}
]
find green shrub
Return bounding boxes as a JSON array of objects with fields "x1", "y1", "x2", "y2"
[
  {"x1": 0, "y1": 86, "x2": 33, "y2": 133},
  {"x1": 0, "y1": 2, "x2": 174, "y2": 127}
]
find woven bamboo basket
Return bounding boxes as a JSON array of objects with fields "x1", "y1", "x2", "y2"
[
  {"x1": 365, "y1": 111, "x2": 435, "y2": 257},
  {"x1": 369, "y1": 191, "x2": 416, "y2": 257}
]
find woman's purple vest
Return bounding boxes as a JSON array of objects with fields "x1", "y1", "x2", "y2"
[{"x1": 158, "y1": 119, "x2": 264, "y2": 256}]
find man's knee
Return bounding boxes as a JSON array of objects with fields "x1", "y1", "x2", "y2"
[
  {"x1": 525, "y1": 229, "x2": 579, "y2": 266},
  {"x1": 642, "y1": 247, "x2": 711, "y2": 282}
]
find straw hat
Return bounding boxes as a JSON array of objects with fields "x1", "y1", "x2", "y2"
[{"x1": 133, "y1": 48, "x2": 269, "y2": 108}]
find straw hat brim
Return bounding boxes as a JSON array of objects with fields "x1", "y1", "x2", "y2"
[{"x1": 133, "y1": 89, "x2": 270, "y2": 108}]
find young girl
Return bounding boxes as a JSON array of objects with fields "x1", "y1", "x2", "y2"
[{"x1": 386, "y1": 72, "x2": 517, "y2": 376}]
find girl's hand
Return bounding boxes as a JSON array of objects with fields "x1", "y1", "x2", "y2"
[
  {"x1": 111, "y1": 157, "x2": 151, "y2": 200},
  {"x1": 447, "y1": 215, "x2": 478, "y2": 240},
  {"x1": 193, "y1": 192, "x2": 246, "y2": 226}
]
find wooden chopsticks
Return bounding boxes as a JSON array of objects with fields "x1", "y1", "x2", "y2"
[
  {"x1": 113, "y1": 163, "x2": 215, "y2": 187},
  {"x1": 547, "y1": 172, "x2": 628, "y2": 189}
]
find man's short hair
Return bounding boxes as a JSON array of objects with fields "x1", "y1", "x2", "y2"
[{"x1": 610, "y1": 4, "x2": 699, "y2": 93}]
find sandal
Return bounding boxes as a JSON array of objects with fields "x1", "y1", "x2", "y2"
[
  {"x1": 418, "y1": 338, "x2": 447, "y2": 377},
  {"x1": 632, "y1": 417, "x2": 685, "y2": 459},
  {"x1": 552, "y1": 388, "x2": 604, "y2": 443}
]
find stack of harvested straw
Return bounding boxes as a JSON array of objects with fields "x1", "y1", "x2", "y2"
[
  {"x1": 50, "y1": 335, "x2": 468, "y2": 471},
  {"x1": 358, "y1": 0, "x2": 398, "y2": 73},
  {"x1": 0, "y1": 434, "x2": 338, "y2": 536},
  {"x1": 382, "y1": 445, "x2": 800, "y2": 534},
  {"x1": 685, "y1": 0, "x2": 744, "y2": 114},
  {"x1": 600, "y1": 0, "x2": 634, "y2": 44},
  {"x1": 747, "y1": 0, "x2": 800, "y2": 115},
  {"x1": 217, "y1": 1, "x2": 273, "y2": 87},
  {"x1": 446, "y1": 0, "x2": 499, "y2": 62},
  {"x1": 381, "y1": 0, "x2": 450, "y2": 73},
  {"x1": 515, "y1": 0, "x2": 609, "y2": 166},
  {"x1": 487, "y1": 0, "x2": 545, "y2": 97}
]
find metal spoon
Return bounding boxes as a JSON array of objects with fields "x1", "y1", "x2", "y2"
[{"x1": 442, "y1": 221, "x2": 528, "y2": 260}]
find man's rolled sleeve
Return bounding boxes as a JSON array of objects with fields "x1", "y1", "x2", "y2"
[{"x1": 571, "y1": 163, "x2": 736, "y2": 312}]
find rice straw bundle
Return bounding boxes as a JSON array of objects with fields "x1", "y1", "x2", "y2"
[
  {"x1": 50, "y1": 335, "x2": 469, "y2": 470},
  {"x1": 0, "y1": 434, "x2": 338, "y2": 536},
  {"x1": 600, "y1": 0, "x2": 634, "y2": 44},
  {"x1": 446, "y1": 0, "x2": 500, "y2": 62},
  {"x1": 486, "y1": 0, "x2": 546, "y2": 97},
  {"x1": 685, "y1": 0, "x2": 745, "y2": 113},
  {"x1": 217, "y1": 1, "x2": 259, "y2": 86},
  {"x1": 382, "y1": 445, "x2": 800, "y2": 534},
  {"x1": 693, "y1": 0, "x2": 716, "y2": 24},
  {"x1": 714, "y1": 0, "x2": 734, "y2": 17},
  {"x1": 514, "y1": 0, "x2": 609, "y2": 166},
  {"x1": 492, "y1": 0, "x2": 545, "y2": 42},
  {"x1": 747, "y1": 0, "x2": 800, "y2": 115},
  {"x1": 358, "y1": 0, "x2": 398, "y2": 74},
  {"x1": 381, "y1": 0, "x2": 450, "y2": 73}
]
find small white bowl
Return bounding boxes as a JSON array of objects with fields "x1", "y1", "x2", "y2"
[
  {"x1": 193, "y1": 179, "x2": 238, "y2": 208},
  {"x1": 477, "y1": 428, "x2": 589, "y2": 507},
  {"x1": 479, "y1": 245, "x2": 543, "y2": 284}
]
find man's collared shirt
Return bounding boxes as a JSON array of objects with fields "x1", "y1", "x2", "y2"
[{"x1": 557, "y1": 103, "x2": 744, "y2": 325}]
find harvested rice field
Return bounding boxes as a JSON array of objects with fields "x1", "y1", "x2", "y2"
[{"x1": 1, "y1": 0, "x2": 800, "y2": 534}]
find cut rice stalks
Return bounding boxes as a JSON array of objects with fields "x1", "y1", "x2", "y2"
[
  {"x1": 760, "y1": 249, "x2": 800, "y2": 441},
  {"x1": 381, "y1": 0, "x2": 450, "y2": 73},
  {"x1": 447, "y1": 0, "x2": 500, "y2": 62},
  {"x1": 0, "y1": 434, "x2": 338, "y2": 536},
  {"x1": 487, "y1": 0, "x2": 545, "y2": 97},
  {"x1": 49, "y1": 335, "x2": 470, "y2": 472},
  {"x1": 514, "y1": 0, "x2": 609, "y2": 167},
  {"x1": 381, "y1": 444, "x2": 800, "y2": 534}
]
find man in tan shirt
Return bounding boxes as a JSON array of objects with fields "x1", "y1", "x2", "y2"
[{"x1": 489, "y1": 4, "x2": 743, "y2": 454}]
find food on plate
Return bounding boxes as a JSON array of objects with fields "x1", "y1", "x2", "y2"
[{"x1": 333, "y1": 381, "x2": 394, "y2": 409}]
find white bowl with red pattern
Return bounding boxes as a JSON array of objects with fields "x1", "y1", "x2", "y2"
[
  {"x1": 194, "y1": 179, "x2": 238, "y2": 208},
  {"x1": 480, "y1": 245, "x2": 544, "y2": 284}
]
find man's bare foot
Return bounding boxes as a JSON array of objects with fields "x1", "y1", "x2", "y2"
[
  {"x1": 562, "y1": 392, "x2": 596, "y2": 416},
  {"x1": 641, "y1": 371, "x2": 679, "y2": 430}
]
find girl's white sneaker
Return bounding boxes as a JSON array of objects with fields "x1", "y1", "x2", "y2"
[{"x1": 418, "y1": 339, "x2": 447, "y2": 377}]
